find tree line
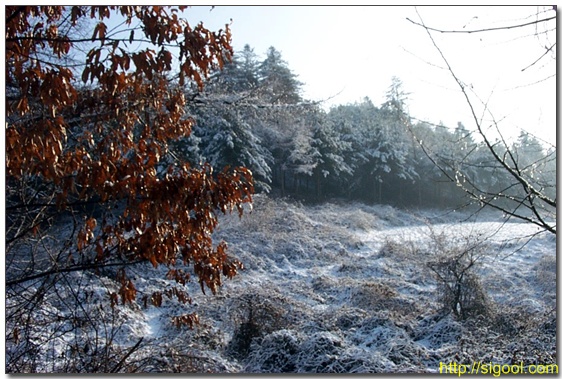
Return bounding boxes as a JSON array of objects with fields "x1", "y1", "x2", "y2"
[{"x1": 173, "y1": 44, "x2": 556, "y2": 209}]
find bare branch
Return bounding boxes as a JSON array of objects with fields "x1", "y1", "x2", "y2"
[
  {"x1": 521, "y1": 42, "x2": 556, "y2": 72},
  {"x1": 6, "y1": 258, "x2": 147, "y2": 287},
  {"x1": 414, "y1": 8, "x2": 556, "y2": 211},
  {"x1": 406, "y1": 15, "x2": 555, "y2": 34}
]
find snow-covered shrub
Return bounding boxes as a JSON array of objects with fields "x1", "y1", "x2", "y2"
[
  {"x1": 432, "y1": 265, "x2": 490, "y2": 320},
  {"x1": 376, "y1": 235, "x2": 422, "y2": 265},
  {"x1": 303, "y1": 202, "x2": 376, "y2": 248},
  {"x1": 377, "y1": 238, "x2": 403, "y2": 258},
  {"x1": 349, "y1": 281, "x2": 398, "y2": 310},
  {"x1": 238, "y1": 195, "x2": 312, "y2": 236},
  {"x1": 297, "y1": 331, "x2": 346, "y2": 373},
  {"x1": 448, "y1": 308, "x2": 557, "y2": 367},
  {"x1": 348, "y1": 209, "x2": 378, "y2": 231},
  {"x1": 226, "y1": 291, "x2": 292, "y2": 360},
  {"x1": 337, "y1": 257, "x2": 374, "y2": 278},
  {"x1": 244, "y1": 329, "x2": 301, "y2": 373},
  {"x1": 277, "y1": 240, "x2": 308, "y2": 261},
  {"x1": 344, "y1": 314, "x2": 427, "y2": 370},
  {"x1": 491, "y1": 305, "x2": 535, "y2": 336},
  {"x1": 238, "y1": 194, "x2": 279, "y2": 234},
  {"x1": 131, "y1": 336, "x2": 239, "y2": 373},
  {"x1": 351, "y1": 316, "x2": 410, "y2": 351},
  {"x1": 246, "y1": 328, "x2": 397, "y2": 373},
  {"x1": 413, "y1": 312, "x2": 462, "y2": 349},
  {"x1": 334, "y1": 347, "x2": 395, "y2": 373},
  {"x1": 424, "y1": 230, "x2": 492, "y2": 319},
  {"x1": 333, "y1": 307, "x2": 369, "y2": 331}
]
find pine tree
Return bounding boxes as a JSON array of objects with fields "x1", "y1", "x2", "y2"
[
  {"x1": 309, "y1": 109, "x2": 354, "y2": 198},
  {"x1": 193, "y1": 105, "x2": 273, "y2": 193},
  {"x1": 237, "y1": 44, "x2": 261, "y2": 91},
  {"x1": 206, "y1": 44, "x2": 260, "y2": 94},
  {"x1": 185, "y1": 45, "x2": 274, "y2": 192},
  {"x1": 258, "y1": 46, "x2": 302, "y2": 104}
]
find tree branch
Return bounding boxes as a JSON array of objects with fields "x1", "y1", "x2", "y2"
[
  {"x1": 110, "y1": 337, "x2": 144, "y2": 373},
  {"x1": 6, "y1": 259, "x2": 147, "y2": 287},
  {"x1": 414, "y1": 9, "x2": 556, "y2": 210},
  {"x1": 406, "y1": 15, "x2": 556, "y2": 34},
  {"x1": 521, "y1": 42, "x2": 556, "y2": 72}
]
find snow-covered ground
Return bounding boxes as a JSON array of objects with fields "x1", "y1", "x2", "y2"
[{"x1": 6, "y1": 195, "x2": 556, "y2": 373}]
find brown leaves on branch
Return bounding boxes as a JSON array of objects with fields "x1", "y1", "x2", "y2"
[{"x1": 6, "y1": 6, "x2": 252, "y2": 312}]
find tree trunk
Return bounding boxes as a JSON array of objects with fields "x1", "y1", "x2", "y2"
[
  {"x1": 316, "y1": 170, "x2": 321, "y2": 199},
  {"x1": 281, "y1": 168, "x2": 285, "y2": 197}
]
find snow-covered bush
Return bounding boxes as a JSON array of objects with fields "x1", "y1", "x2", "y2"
[
  {"x1": 226, "y1": 291, "x2": 293, "y2": 360},
  {"x1": 6, "y1": 192, "x2": 555, "y2": 373},
  {"x1": 413, "y1": 312, "x2": 462, "y2": 350},
  {"x1": 422, "y1": 229, "x2": 492, "y2": 319},
  {"x1": 349, "y1": 281, "x2": 398, "y2": 310},
  {"x1": 428, "y1": 255, "x2": 491, "y2": 320},
  {"x1": 245, "y1": 328, "x2": 400, "y2": 373},
  {"x1": 332, "y1": 307, "x2": 369, "y2": 331},
  {"x1": 244, "y1": 329, "x2": 301, "y2": 372}
]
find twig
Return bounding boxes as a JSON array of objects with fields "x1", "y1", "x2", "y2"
[
  {"x1": 6, "y1": 258, "x2": 146, "y2": 287},
  {"x1": 406, "y1": 15, "x2": 555, "y2": 34},
  {"x1": 521, "y1": 42, "x2": 556, "y2": 72},
  {"x1": 110, "y1": 337, "x2": 144, "y2": 373}
]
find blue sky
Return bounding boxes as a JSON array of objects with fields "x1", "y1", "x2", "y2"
[{"x1": 183, "y1": 5, "x2": 556, "y2": 145}]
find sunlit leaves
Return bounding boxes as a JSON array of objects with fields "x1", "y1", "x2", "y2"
[
  {"x1": 171, "y1": 313, "x2": 200, "y2": 329},
  {"x1": 77, "y1": 218, "x2": 97, "y2": 251},
  {"x1": 92, "y1": 22, "x2": 107, "y2": 41},
  {"x1": 6, "y1": 6, "x2": 252, "y2": 314},
  {"x1": 115, "y1": 268, "x2": 137, "y2": 305}
]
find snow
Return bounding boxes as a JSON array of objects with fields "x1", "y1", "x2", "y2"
[{"x1": 6, "y1": 195, "x2": 556, "y2": 373}]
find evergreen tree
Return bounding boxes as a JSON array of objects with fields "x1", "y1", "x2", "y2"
[
  {"x1": 182, "y1": 44, "x2": 274, "y2": 192},
  {"x1": 512, "y1": 131, "x2": 547, "y2": 178},
  {"x1": 251, "y1": 47, "x2": 309, "y2": 195},
  {"x1": 207, "y1": 44, "x2": 260, "y2": 94},
  {"x1": 237, "y1": 44, "x2": 261, "y2": 91},
  {"x1": 258, "y1": 46, "x2": 302, "y2": 104},
  {"x1": 409, "y1": 120, "x2": 448, "y2": 206},
  {"x1": 194, "y1": 105, "x2": 273, "y2": 193},
  {"x1": 310, "y1": 109, "x2": 354, "y2": 198},
  {"x1": 328, "y1": 92, "x2": 417, "y2": 203},
  {"x1": 379, "y1": 77, "x2": 418, "y2": 183},
  {"x1": 327, "y1": 99, "x2": 382, "y2": 200}
]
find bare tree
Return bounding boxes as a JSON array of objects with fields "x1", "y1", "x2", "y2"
[{"x1": 406, "y1": 6, "x2": 556, "y2": 235}]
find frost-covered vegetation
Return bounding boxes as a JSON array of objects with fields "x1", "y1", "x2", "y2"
[
  {"x1": 7, "y1": 195, "x2": 555, "y2": 373},
  {"x1": 6, "y1": 6, "x2": 555, "y2": 374}
]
